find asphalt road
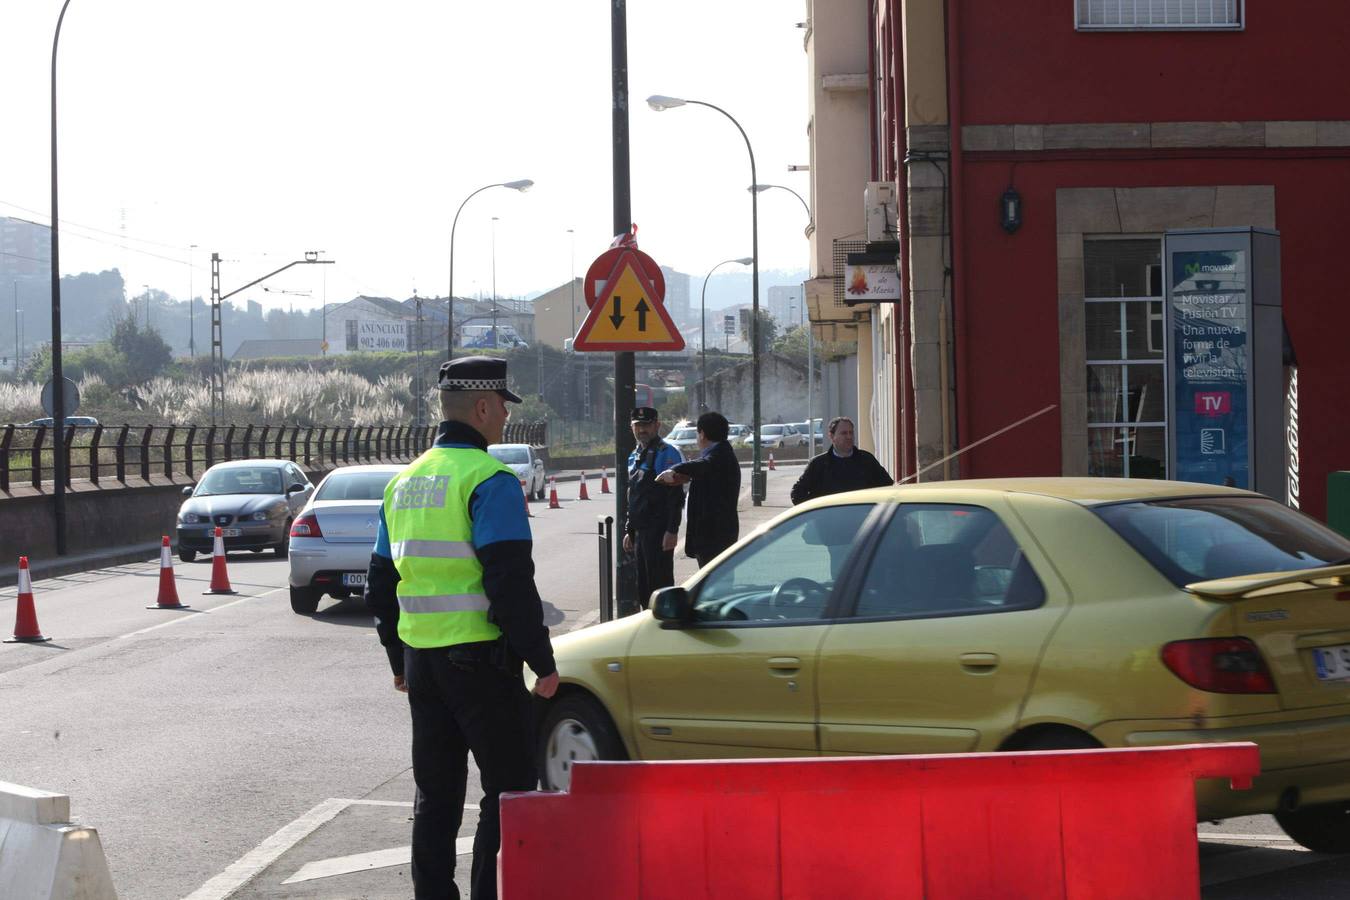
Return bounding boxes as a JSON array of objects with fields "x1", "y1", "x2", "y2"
[{"x1": 2, "y1": 466, "x2": 1349, "y2": 898}]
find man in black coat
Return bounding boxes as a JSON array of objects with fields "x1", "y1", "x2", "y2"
[
  {"x1": 656, "y1": 411, "x2": 741, "y2": 567},
  {"x1": 790, "y1": 416, "x2": 892, "y2": 505}
]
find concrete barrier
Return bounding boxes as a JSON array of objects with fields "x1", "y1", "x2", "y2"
[
  {"x1": 499, "y1": 743, "x2": 1260, "y2": 899},
  {"x1": 0, "y1": 781, "x2": 118, "y2": 900}
]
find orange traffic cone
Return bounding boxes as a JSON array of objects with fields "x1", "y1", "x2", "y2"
[
  {"x1": 148, "y1": 536, "x2": 188, "y2": 609},
  {"x1": 578, "y1": 471, "x2": 590, "y2": 501},
  {"x1": 203, "y1": 527, "x2": 238, "y2": 595},
  {"x1": 548, "y1": 477, "x2": 562, "y2": 510},
  {"x1": 600, "y1": 468, "x2": 611, "y2": 494},
  {"x1": 520, "y1": 479, "x2": 534, "y2": 518},
  {"x1": 5, "y1": 556, "x2": 50, "y2": 643},
  {"x1": 768, "y1": 453, "x2": 776, "y2": 471}
]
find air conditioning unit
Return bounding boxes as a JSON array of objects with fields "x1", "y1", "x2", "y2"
[{"x1": 865, "y1": 182, "x2": 898, "y2": 242}]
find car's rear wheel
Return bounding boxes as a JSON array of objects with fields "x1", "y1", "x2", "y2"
[
  {"x1": 1005, "y1": 727, "x2": 1101, "y2": 752},
  {"x1": 1276, "y1": 803, "x2": 1350, "y2": 853},
  {"x1": 178, "y1": 548, "x2": 196, "y2": 563},
  {"x1": 289, "y1": 584, "x2": 320, "y2": 615},
  {"x1": 538, "y1": 693, "x2": 625, "y2": 792}
]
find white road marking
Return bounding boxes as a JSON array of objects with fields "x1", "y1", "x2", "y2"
[
  {"x1": 1197, "y1": 831, "x2": 1296, "y2": 843},
  {"x1": 182, "y1": 797, "x2": 351, "y2": 900},
  {"x1": 281, "y1": 838, "x2": 474, "y2": 885},
  {"x1": 119, "y1": 588, "x2": 282, "y2": 639},
  {"x1": 186, "y1": 798, "x2": 479, "y2": 897}
]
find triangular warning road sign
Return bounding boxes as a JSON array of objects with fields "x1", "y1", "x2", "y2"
[{"x1": 573, "y1": 251, "x2": 684, "y2": 351}]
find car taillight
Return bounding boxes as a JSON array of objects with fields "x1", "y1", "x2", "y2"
[
  {"x1": 1161, "y1": 637, "x2": 1276, "y2": 694},
  {"x1": 290, "y1": 515, "x2": 323, "y2": 538}
]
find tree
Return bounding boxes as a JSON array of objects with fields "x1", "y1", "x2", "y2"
[
  {"x1": 741, "y1": 309, "x2": 778, "y2": 355},
  {"x1": 109, "y1": 316, "x2": 173, "y2": 385}
]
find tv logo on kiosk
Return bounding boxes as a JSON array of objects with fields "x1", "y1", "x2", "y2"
[{"x1": 1194, "y1": 391, "x2": 1232, "y2": 417}]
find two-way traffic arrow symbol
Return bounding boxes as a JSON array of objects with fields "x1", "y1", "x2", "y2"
[
  {"x1": 609, "y1": 295, "x2": 625, "y2": 329},
  {"x1": 635, "y1": 297, "x2": 649, "y2": 331}
]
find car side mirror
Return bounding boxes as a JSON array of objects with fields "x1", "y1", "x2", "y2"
[
  {"x1": 652, "y1": 587, "x2": 693, "y2": 626},
  {"x1": 286, "y1": 483, "x2": 306, "y2": 495},
  {"x1": 182, "y1": 485, "x2": 194, "y2": 496}
]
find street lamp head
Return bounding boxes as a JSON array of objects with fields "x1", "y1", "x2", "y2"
[
  {"x1": 304, "y1": 250, "x2": 318, "y2": 261},
  {"x1": 646, "y1": 95, "x2": 687, "y2": 111},
  {"x1": 503, "y1": 179, "x2": 534, "y2": 192},
  {"x1": 748, "y1": 184, "x2": 772, "y2": 194},
  {"x1": 734, "y1": 257, "x2": 754, "y2": 266}
]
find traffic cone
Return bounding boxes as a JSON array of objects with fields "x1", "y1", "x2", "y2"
[
  {"x1": 203, "y1": 527, "x2": 238, "y2": 595},
  {"x1": 520, "y1": 479, "x2": 534, "y2": 518},
  {"x1": 600, "y1": 468, "x2": 611, "y2": 494},
  {"x1": 578, "y1": 471, "x2": 590, "y2": 501},
  {"x1": 548, "y1": 477, "x2": 562, "y2": 510},
  {"x1": 768, "y1": 453, "x2": 776, "y2": 471},
  {"x1": 148, "y1": 536, "x2": 188, "y2": 609},
  {"x1": 5, "y1": 557, "x2": 50, "y2": 643}
]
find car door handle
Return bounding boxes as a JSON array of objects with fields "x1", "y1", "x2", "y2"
[
  {"x1": 960, "y1": 652, "x2": 1000, "y2": 672},
  {"x1": 767, "y1": 656, "x2": 801, "y2": 674}
]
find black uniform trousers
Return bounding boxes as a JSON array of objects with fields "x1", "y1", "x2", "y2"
[
  {"x1": 405, "y1": 644, "x2": 535, "y2": 900},
  {"x1": 632, "y1": 524, "x2": 675, "y2": 609}
]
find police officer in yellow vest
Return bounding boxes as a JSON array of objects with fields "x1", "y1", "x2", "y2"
[{"x1": 365, "y1": 356, "x2": 558, "y2": 900}]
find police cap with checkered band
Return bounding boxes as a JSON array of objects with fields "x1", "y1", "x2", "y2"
[{"x1": 436, "y1": 356, "x2": 523, "y2": 403}]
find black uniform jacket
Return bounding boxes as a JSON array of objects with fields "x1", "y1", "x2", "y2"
[{"x1": 671, "y1": 439, "x2": 742, "y2": 559}]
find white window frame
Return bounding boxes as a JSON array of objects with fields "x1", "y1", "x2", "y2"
[
  {"x1": 1075, "y1": 0, "x2": 1244, "y2": 31},
  {"x1": 1084, "y1": 237, "x2": 1168, "y2": 479}
]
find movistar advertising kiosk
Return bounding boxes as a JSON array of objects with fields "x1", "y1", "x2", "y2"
[{"x1": 1164, "y1": 227, "x2": 1282, "y2": 497}]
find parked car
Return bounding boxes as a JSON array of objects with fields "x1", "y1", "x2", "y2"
[
  {"x1": 488, "y1": 443, "x2": 547, "y2": 500},
  {"x1": 757, "y1": 423, "x2": 805, "y2": 450},
  {"x1": 665, "y1": 427, "x2": 700, "y2": 458},
  {"x1": 24, "y1": 416, "x2": 99, "y2": 427},
  {"x1": 175, "y1": 459, "x2": 314, "y2": 562},
  {"x1": 287, "y1": 464, "x2": 403, "y2": 614},
  {"x1": 727, "y1": 424, "x2": 752, "y2": 446},
  {"x1": 532, "y1": 477, "x2": 1350, "y2": 852}
]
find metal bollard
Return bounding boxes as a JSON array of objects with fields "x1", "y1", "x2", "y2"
[{"x1": 597, "y1": 515, "x2": 614, "y2": 623}]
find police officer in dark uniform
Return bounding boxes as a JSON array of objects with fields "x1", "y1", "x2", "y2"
[
  {"x1": 622, "y1": 407, "x2": 686, "y2": 609},
  {"x1": 365, "y1": 356, "x2": 558, "y2": 900}
]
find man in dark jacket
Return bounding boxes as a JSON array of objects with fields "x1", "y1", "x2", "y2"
[
  {"x1": 657, "y1": 411, "x2": 741, "y2": 567},
  {"x1": 790, "y1": 416, "x2": 892, "y2": 505}
]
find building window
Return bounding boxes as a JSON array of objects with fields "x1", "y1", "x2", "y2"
[
  {"x1": 1085, "y1": 238, "x2": 1167, "y2": 479},
  {"x1": 1076, "y1": 0, "x2": 1242, "y2": 30}
]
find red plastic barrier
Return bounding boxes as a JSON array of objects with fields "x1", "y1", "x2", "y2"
[{"x1": 499, "y1": 743, "x2": 1259, "y2": 900}]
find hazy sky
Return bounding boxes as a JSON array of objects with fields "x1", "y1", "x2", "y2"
[{"x1": 0, "y1": 1, "x2": 812, "y2": 312}]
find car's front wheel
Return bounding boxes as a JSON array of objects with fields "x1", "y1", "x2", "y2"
[
  {"x1": 274, "y1": 522, "x2": 292, "y2": 558},
  {"x1": 1276, "y1": 802, "x2": 1350, "y2": 853},
  {"x1": 537, "y1": 693, "x2": 625, "y2": 792},
  {"x1": 289, "y1": 584, "x2": 320, "y2": 615}
]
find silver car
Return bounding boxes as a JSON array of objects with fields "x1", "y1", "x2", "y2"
[
  {"x1": 487, "y1": 443, "x2": 547, "y2": 500},
  {"x1": 176, "y1": 459, "x2": 314, "y2": 562},
  {"x1": 665, "y1": 426, "x2": 700, "y2": 458},
  {"x1": 287, "y1": 464, "x2": 403, "y2": 614}
]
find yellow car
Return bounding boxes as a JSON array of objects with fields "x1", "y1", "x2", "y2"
[{"x1": 534, "y1": 478, "x2": 1350, "y2": 852}]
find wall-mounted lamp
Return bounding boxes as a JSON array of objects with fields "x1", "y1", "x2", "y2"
[{"x1": 1000, "y1": 188, "x2": 1022, "y2": 234}]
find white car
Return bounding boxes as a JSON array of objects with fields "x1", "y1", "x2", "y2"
[
  {"x1": 488, "y1": 443, "x2": 547, "y2": 500},
  {"x1": 287, "y1": 464, "x2": 403, "y2": 614},
  {"x1": 665, "y1": 426, "x2": 700, "y2": 457},
  {"x1": 758, "y1": 423, "x2": 805, "y2": 449}
]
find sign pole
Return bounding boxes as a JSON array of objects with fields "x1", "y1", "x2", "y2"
[{"x1": 612, "y1": 0, "x2": 638, "y2": 615}]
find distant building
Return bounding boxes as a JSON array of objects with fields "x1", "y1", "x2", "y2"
[
  {"x1": 767, "y1": 285, "x2": 804, "y2": 328},
  {"x1": 531, "y1": 279, "x2": 586, "y2": 350},
  {"x1": 660, "y1": 266, "x2": 692, "y2": 331},
  {"x1": 0, "y1": 217, "x2": 51, "y2": 287},
  {"x1": 323, "y1": 295, "x2": 416, "y2": 354}
]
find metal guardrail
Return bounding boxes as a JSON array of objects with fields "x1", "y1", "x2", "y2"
[{"x1": 0, "y1": 421, "x2": 548, "y2": 492}]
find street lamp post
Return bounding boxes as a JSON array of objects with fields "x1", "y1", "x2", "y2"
[
  {"x1": 751, "y1": 183, "x2": 816, "y2": 455},
  {"x1": 698, "y1": 257, "x2": 752, "y2": 411},
  {"x1": 448, "y1": 179, "x2": 532, "y2": 361},
  {"x1": 49, "y1": 0, "x2": 75, "y2": 555},
  {"x1": 188, "y1": 244, "x2": 198, "y2": 357},
  {"x1": 491, "y1": 216, "x2": 499, "y2": 347},
  {"x1": 648, "y1": 94, "x2": 765, "y2": 504}
]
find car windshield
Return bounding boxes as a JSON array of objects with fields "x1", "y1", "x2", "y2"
[
  {"x1": 761, "y1": 425, "x2": 784, "y2": 435},
  {"x1": 196, "y1": 467, "x2": 283, "y2": 496},
  {"x1": 488, "y1": 446, "x2": 529, "y2": 465},
  {"x1": 671, "y1": 429, "x2": 697, "y2": 440},
  {"x1": 1094, "y1": 496, "x2": 1350, "y2": 587},
  {"x1": 316, "y1": 470, "x2": 398, "y2": 501}
]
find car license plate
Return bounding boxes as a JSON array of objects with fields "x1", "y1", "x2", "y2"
[
  {"x1": 221, "y1": 528, "x2": 242, "y2": 537},
  {"x1": 342, "y1": 573, "x2": 367, "y2": 587},
  {"x1": 1312, "y1": 644, "x2": 1350, "y2": 682}
]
